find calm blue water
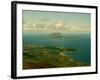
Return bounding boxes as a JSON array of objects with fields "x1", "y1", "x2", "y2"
[{"x1": 23, "y1": 32, "x2": 91, "y2": 64}]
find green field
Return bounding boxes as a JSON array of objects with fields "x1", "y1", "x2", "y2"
[{"x1": 23, "y1": 44, "x2": 89, "y2": 69}]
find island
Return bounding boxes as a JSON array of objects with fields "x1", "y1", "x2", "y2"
[
  {"x1": 23, "y1": 44, "x2": 90, "y2": 69},
  {"x1": 49, "y1": 32, "x2": 62, "y2": 38}
]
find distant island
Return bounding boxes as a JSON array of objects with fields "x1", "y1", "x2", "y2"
[
  {"x1": 49, "y1": 32, "x2": 62, "y2": 38},
  {"x1": 23, "y1": 44, "x2": 90, "y2": 69}
]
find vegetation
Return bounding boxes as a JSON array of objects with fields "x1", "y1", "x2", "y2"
[{"x1": 23, "y1": 44, "x2": 89, "y2": 69}]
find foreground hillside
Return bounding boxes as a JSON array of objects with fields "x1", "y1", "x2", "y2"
[{"x1": 23, "y1": 45, "x2": 89, "y2": 69}]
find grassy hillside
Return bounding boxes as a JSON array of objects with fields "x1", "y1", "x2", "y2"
[{"x1": 23, "y1": 44, "x2": 89, "y2": 69}]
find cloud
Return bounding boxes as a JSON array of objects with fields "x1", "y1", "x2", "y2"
[
  {"x1": 23, "y1": 22, "x2": 90, "y2": 32},
  {"x1": 54, "y1": 21, "x2": 65, "y2": 29},
  {"x1": 67, "y1": 26, "x2": 90, "y2": 31}
]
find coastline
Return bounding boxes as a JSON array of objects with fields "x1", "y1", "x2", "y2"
[{"x1": 23, "y1": 44, "x2": 90, "y2": 69}]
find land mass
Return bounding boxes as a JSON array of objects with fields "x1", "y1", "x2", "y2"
[{"x1": 23, "y1": 45, "x2": 90, "y2": 69}]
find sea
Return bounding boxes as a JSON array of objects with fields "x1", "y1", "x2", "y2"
[{"x1": 23, "y1": 32, "x2": 91, "y2": 64}]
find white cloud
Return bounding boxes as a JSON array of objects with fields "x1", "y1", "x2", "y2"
[
  {"x1": 54, "y1": 21, "x2": 65, "y2": 29},
  {"x1": 23, "y1": 22, "x2": 90, "y2": 32},
  {"x1": 68, "y1": 25, "x2": 90, "y2": 31}
]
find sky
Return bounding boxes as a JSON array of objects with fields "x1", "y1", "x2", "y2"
[{"x1": 22, "y1": 10, "x2": 91, "y2": 32}]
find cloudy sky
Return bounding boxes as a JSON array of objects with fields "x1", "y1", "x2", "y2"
[{"x1": 22, "y1": 10, "x2": 91, "y2": 32}]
